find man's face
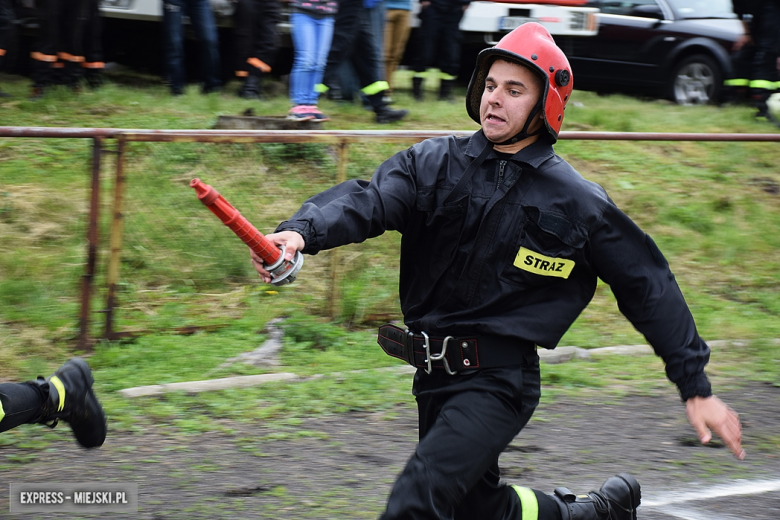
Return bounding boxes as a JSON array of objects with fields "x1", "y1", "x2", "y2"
[{"x1": 479, "y1": 59, "x2": 544, "y2": 144}]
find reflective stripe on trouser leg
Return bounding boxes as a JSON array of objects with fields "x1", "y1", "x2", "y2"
[
  {"x1": 512, "y1": 486, "x2": 539, "y2": 520},
  {"x1": 724, "y1": 78, "x2": 749, "y2": 87},
  {"x1": 749, "y1": 79, "x2": 777, "y2": 91},
  {"x1": 361, "y1": 80, "x2": 389, "y2": 96},
  {"x1": 0, "y1": 399, "x2": 4, "y2": 422}
]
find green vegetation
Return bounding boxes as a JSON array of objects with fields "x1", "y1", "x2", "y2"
[{"x1": 0, "y1": 71, "x2": 779, "y2": 436}]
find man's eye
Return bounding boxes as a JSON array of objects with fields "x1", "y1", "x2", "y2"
[
  {"x1": 509, "y1": 90, "x2": 520, "y2": 96},
  {"x1": 486, "y1": 85, "x2": 495, "y2": 91}
]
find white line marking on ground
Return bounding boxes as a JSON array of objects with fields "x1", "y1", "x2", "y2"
[
  {"x1": 653, "y1": 506, "x2": 743, "y2": 520},
  {"x1": 642, "y1": 478, "x2": 780, "y2": 508}
]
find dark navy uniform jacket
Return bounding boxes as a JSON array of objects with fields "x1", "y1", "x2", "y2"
[{"x1": 277, "y1": 130, "x2": 712, "y2": 401}]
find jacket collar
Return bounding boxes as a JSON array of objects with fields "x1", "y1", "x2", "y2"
[{"x1": 465, "y1": 129, "x2": 556, "y2": 169}]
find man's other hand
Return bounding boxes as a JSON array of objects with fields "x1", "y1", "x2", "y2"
[{"x1": 685, "y1": 395, "x2": 745, "y2": 460}]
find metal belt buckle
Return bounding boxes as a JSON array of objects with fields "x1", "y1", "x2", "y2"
[{"x1": 424, "y1": 334, "x2": 458, "y2": 375}]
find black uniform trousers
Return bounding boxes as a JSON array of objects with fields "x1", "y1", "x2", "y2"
[
  {"x1": 411, "y1": 2, "x2": 465, "y2": 78},
  {"x1": 322, "y1": 0, "x2": 385, "y2": 94},
  {"x1": 380, "y1": 350, "x2": 541, "y2": 520},
  {"x1": 81, "y1": 0, "x2": 104, "y2": 81},
  {"x1": 31, "y1": 0, "x2": 89, "y2": 87},
  {"x1": 0, "y1": 383, "x2": 44, "y2": 432},
  {"x1": 727, "y1": 3, "x2": 780, "y2": 103},
  {"x1": 0, "y1": 0, "x2": 13, "y2": 71},
  {"x1": 233, "y1": 0, "x2": 281, "y2": 78}
]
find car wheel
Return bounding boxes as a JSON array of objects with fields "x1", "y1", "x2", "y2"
[{"x1": 670, "y1": 54, "x2": 722, "y2": 105}]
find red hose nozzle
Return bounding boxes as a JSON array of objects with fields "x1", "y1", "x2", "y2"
[
  {"x1": 190, "y1": 178, "x2": 282, "y2": 266},
  {"x1": 191, "y1": 179, "x2": 304, "y2": 285}
]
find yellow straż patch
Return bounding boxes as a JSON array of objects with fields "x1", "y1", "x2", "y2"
[{"x1": 513, "y1": 247, "x2": 575, "y2": 279}]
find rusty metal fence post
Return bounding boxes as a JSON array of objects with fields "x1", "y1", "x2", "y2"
[
  {"x1": 328, "y1": 140, "x2": 350, "y2": 320},
  {"x1": 78, "y1": 137, "x2": 103, "y2": 351},
  {"x1": 104, "y1": 136, "x2": 127, "y2": 340}
]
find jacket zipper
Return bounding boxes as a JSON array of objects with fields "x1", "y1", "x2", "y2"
[{"x1": 496, "y1": 160, "x2": 507, "y2": 190}]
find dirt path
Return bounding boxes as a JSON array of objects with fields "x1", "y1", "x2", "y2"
[{"x1": 2, "y1": 381, "x2": 779, "y2": 519}]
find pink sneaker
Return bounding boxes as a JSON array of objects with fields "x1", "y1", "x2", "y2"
[
  {"x1": 303, "y1": 105, "x2": 330, "y2": 122},
  {"x1": 287, "y1": 105, "x2": 315, "y2": 121}
]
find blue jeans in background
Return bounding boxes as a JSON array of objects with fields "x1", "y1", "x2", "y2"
[
  {"x1": 289, "y1": 12, "x2": 335, "y2": 106},
  {"x1": 163, "y1": 0, "x2": 221, "y2": 93}
]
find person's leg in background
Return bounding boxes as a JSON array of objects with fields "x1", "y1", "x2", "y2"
[
  {"x1": 299, "y1": 13, "x2": 335, "y2": 120},
  {"x1": 348, "y1": 2, "x2": 407, "y2": 122},
  {"x1": 187, "y1": 0, "x2": 222, "y2": 93},
  {"x1": 321, "y1": 0, "x2": 359, "y2": 99},
  {"x1": 383, "y1": 7, "x2": 411, "y2": 102},
  {"x1": 436, "y1": 3, "x2": 464, "y2": 101},
  {"x1": 749, "y1": 2, "x2": 780, "y2": 120},
  {"x1": 81, "y1": 0, "x2": 105, "y2": 89},
  {"x1": 59, "y1": 0, "x2": 90, "y2": 90},
  {"x1": 0, "y1": 0, "x2": 14, "y2": 96},
  {"x1": 162, "y1": 0, "x2": 186, "y2": 95},
  {"x1": 246, "y1": 0, "x2": 280, "y2": 98},
  {"x1": 410, "y1": 2, "x2": 436, "y2": 101},
  {"x1": 232, "y1": 0, "x2": 255, "y2": 95},
  {"x1": 288, "y1": 11, "x2": 317, "y2": 120},
  {"x1": 29, "y1": 0, "x2": 59, "y2": 98}
]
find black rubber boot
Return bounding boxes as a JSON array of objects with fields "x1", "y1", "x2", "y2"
[
  {"x1": 239, "y1": 74, "x2": 262, "y2": 99},
  {"x1": 439, "y1": 79, "x2": 455, "y2": 102},
  {"x1": 553, "y1": 474, "x2": 641, "y2": 520},
  {"x1": 85, "y1": 70, "x2": 104, "y2": 90},
  {"x1": 30, "y1": 358, "x2": 107, "y2": 449},
  {"x1": 412, "y1": 76, "x2": 424, "y2": 101},
  {"x1": 367, "y1": 92, "x2": 408, "y2": 124}
]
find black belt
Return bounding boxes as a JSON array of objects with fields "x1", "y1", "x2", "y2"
[{"x1": 377, "y1": 324, "x2": 535, "y2": 374}]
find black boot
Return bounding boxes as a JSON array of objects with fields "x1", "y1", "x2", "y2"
[
  {"x1": 553, "y1": 474, "x2": 641, "y2": 520},
  {"x1": 439, "y1": 79, "x2": 455, "y2": 102},
  {"x1": 238, "y1": 74, "x2": 261, "y2": 99},
  {"x1": 30, "y1": 358, "x2": 107, "y2": 448},
  {"x1": 85, "y1": 70, "x2": 104, "y2": 90},
  {"x1": 412, "y1": 76, "x2": 424, "y2": 101},
  {"x1": 751, "y1": 90, "x2": 772, "y2": 120},
  {"x1": 367, "y1": 92, "x2": 408, "y2": 124}
]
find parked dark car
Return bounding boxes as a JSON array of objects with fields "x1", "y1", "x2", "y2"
[{"x1": 554, "y1": 0, "x2": 744, "y2": 104}]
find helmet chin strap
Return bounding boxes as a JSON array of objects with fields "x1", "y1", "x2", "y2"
[{"x1": 492, "y1": 101, "x2": 544, "y2": 146}]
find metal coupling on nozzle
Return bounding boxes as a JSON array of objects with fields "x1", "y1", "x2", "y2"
[{"x1": 264, "y1": 245, "x2": 305, "y2": 286}]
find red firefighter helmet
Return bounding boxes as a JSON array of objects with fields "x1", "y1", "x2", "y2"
[{"x1": 466, "y1": 22, "x2": 573, "y2": 142}]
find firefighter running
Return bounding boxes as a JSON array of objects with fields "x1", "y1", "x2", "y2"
[{"x1": 252, "y1": 23, "x2": 744, "y2": 520}]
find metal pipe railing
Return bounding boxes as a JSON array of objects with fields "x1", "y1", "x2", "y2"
[{"x1": 1, "y1": 126, "x2": 777, "y2": 346}]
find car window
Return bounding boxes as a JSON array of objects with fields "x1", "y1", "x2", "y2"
[
  {"x1": 666, "y1": 0, "x2": 736, "y2": 19},
  {"x1": 599, "y1": 0, "x2": 662, "y2": 17}
]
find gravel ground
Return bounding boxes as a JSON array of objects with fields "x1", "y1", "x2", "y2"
[{"x1": 1, "y1": 380, "x2": 779, "y2": 519}]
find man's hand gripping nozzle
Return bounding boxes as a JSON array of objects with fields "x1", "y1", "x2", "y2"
[{"x1": 190, "y1": 178, "x2": 304, "y2": 286}]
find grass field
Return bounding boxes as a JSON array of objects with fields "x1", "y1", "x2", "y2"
[{"x1": 0, "y1": 69, "x2": 779, "y2": 436}]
